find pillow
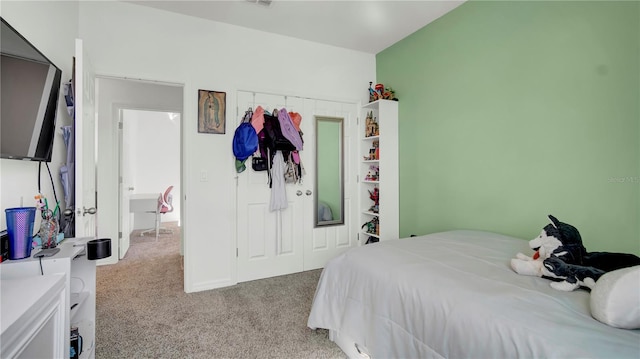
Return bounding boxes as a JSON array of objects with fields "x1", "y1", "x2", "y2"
[
  {"x1": 590, "y1": 265, "x2": 640, "y2": 329},
  {"x1": 317, "y1": 202, "x2": 333, "y2": 222}
]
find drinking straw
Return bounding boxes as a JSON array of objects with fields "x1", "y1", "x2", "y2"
[{"x1": 53, "y1": 201, "x2": 59, "y2": 218}]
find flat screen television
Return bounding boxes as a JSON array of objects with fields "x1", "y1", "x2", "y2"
[{"x1": 1, "y1": 17, "x2": 62, "y2": 162}]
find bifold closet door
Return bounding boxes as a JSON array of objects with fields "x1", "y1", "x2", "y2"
[
  {"x1": 301, "y1": 98, "x2": 358, "y2": 270},
  {"x1": 236, "y1": 91, "x2": 306, "y2": 282},
  {"x1": 236, "y1": 91, "x2": 358, "y2": 283}
]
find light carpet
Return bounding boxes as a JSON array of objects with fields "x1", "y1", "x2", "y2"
[{"x1": 95, "y1": 223, "x2": 344, "y2": 358}]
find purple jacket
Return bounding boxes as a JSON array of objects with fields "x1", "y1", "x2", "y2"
[{"x1": 277, "y1": 108, "x2": 303, "y2": 151}]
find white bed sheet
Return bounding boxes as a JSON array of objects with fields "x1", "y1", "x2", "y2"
[{"x1": 308, "y1": 230, "x2": 640, "y2": 358}]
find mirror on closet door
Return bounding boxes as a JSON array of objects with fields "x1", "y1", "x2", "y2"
[{"x1": 315, "y1": 116, "x2": 344, "y2": 227}]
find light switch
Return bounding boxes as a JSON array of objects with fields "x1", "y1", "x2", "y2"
[{"x1": 200, "y1": 170, "x2": 208, "y2": 182}]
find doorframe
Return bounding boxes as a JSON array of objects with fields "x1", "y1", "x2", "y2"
[{"x1": 95, "y1": 76, "x2": 184, "y2": 267}]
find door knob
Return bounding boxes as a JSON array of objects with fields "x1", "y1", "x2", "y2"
[
  {"x1": 128, "y1": 186, "x2": 134, "y2": 191},
  {"x1": 296, "y1": 190, "x2": 303, "y2": 196},
  {"x1": 82, "y1": 207, "x2": 97, "y2": 216},
  {"x1": 306, "y1": 190, "x2": 312, "y2": 196}
]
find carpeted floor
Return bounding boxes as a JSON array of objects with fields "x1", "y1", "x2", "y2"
[{"x1": 95, "y1": 223, "x2": 345, "y2": 358}]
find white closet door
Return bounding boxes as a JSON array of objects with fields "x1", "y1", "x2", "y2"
[
  {"x1": 302, "y1": 99, "x2": 358, "y2": 270},
  {"x1": 236, "y1": 91, "x2": 358, "y2": 282},
  {"x1": 236, "y1": 91, "x2": 305, "y2": 282}
]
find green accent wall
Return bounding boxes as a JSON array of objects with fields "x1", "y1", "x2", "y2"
[{"x1": 377, "y1": 0, "x2": 640, "y2": 254}]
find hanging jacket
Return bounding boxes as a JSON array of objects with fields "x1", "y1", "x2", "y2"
[
  {"x1": 277, "y1": 108, "x2": 303, "y2": 151},
  {"x1": 251, "y1": 105, "x2": 265, "y2": 134},
  {"x1": 269, "y1": 151, "x2": 288, "y2": 211}
]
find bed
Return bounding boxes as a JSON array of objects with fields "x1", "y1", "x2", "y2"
[{"x1": 307, "y1": 230, "x2": 640, "y2": 358}]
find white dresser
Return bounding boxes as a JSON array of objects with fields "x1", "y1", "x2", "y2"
[
  {"x1": 1, "y1": 239, "x2": 96, "y2": 358},
  {"x1": 1, "y1": 274, "x2": 66, "y2": 358}
]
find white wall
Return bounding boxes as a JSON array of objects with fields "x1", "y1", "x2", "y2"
[
  {"x1": 125, "y1": 109, "x2": 180, "y2": 223},
  {"x1": 80, "y1": 1, "x2": 374, "y2": 292},
  {"x1": 1, "y1": 0, "x2": 375, "y2": 293},
  {"x1": 1, "y1": 1, "x2": 375, "y2": 292},
  {"x1": 0, "y1": 1, "x2": 78, "y2": 231},
  {"x1": 78, "y1": 1, "x2": 375, "y2": 292}
]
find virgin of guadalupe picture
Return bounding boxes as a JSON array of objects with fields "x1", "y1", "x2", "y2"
[{"x1": 198, "y1": 90, "x2": 226, "y2": 134}]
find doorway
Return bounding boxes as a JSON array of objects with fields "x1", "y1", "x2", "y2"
[
  {"x1": 119, "y1": 109, "x2": 181, "y2": 258},
  {"x1": 95, "y1": 77, "x2": 183, "y2": 267}
]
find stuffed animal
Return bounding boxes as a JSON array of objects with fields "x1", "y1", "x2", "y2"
[
  {"x1": 515, "y1": 215, "x2": 640, "y2": 292},
  {"x1": 510, "y1": 233, "x2": 560, "y2": 277},
  {"x1": 510, "y1": 215, "x2": 582, "y2": 276},
  {"x1": 542, "y1": 249, "x2": 640, "y2": 292},
  {"x1": 541, "y1": 257, "x2": 606, "y2": 291}
]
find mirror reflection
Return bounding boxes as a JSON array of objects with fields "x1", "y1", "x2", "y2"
[{"x1": 315, "y1": 116, "x2": 344, "y2": 227}]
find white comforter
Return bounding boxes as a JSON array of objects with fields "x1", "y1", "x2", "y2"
[{"x1": 308, "y1": 230, "x2": 640, "y2": 358}]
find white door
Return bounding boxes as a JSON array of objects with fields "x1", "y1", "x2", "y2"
[
  {"x1": 302, "y1": 99, "x2": 358, "y2": 270},
  {"x1": 118, "y1": 109, "x2": 131, "y2": 259},
  {"x1": 236, "y1": 92, "x2": 305, "y2": 282},
  {"x1": 236, "y1": 91, "x2": 358, "y2": 282},
  {"x1": 74, "y1": 39, "x2": 97, "y2": 238}
]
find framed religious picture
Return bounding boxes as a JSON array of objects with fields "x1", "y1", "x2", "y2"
[{"x1": 197, "y1": 89, "x2": 226, "y2": 134}]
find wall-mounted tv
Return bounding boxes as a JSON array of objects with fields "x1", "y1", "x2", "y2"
[{"x1": 1, "y1": 17, "x2": 62, "y2": 162}]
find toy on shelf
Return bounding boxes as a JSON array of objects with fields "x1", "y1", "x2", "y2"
[
  {"x1": 368, "y1": 187, "x2": 379, "y2": 213},
  {"x1": 368, "y1": 81, "x2": 398, "y2": 102},
  {"x1": 364, "y1": 140, "x2": 379, "y2": 160},
  {"x1": 361, "y1": 216, "x2": 379, "y2": 235},
  {"x1": 364, "y1": 111, "x2": 379, "y2": 138},
  {"x1": 368, "y1": 82, "x2": 377, "y2": 103},
  {"x1": 365, "y1": 236, "x2": 379, "y2": 245},
  {"x1": 365, "y1": 150, "x2": 375, "y2": 161},
  {"x1": 364, "y1": 165, "x2": 379, "y2": 181}
]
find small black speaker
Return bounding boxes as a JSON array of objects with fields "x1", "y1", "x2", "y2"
[
  {"x1": 87, "y1": 238, "x2": 111, "y2": 260},
  {"x1": 0, "y1": 230, "x2": 8, "y2": 262}
]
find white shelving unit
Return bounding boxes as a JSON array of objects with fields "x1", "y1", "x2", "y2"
[
  {"x1": 359, "y1": 99, "x2": 399, "y2": 243},
  {"x1": 0, "y1": 238, "x2": 97, "y2": 358}
]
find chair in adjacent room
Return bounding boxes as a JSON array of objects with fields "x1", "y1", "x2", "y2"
[{"x1": 140, "y1": 185, "x2": 174, "y2": 240}]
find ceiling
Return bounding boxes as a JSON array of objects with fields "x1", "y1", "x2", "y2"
[{"x1": 126, "y1": 0, "x2": 465, "y2": 54}]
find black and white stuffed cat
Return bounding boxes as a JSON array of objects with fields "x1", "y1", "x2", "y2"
[{"x1": 515, "y1": 215, "x2": 640, "y2": 291}]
